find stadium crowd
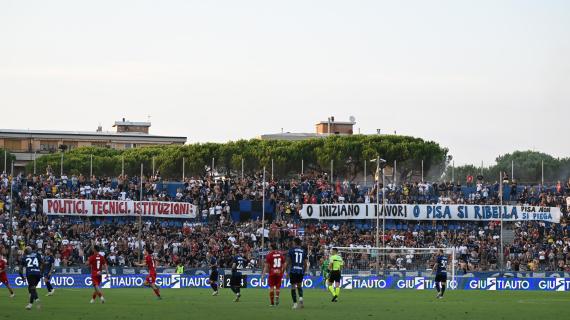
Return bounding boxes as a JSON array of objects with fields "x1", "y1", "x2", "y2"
[{"x1": 1, "y1": 168, "x2": 569, "y2": 273}]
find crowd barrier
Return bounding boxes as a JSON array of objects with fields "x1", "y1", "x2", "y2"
[{"x1": 3, "y1": 274, "x2": 570, "y2": 291}]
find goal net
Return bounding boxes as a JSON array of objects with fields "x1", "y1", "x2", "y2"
[{"x1": 335, "y1": 247, "x2": 456, "y2": 282}]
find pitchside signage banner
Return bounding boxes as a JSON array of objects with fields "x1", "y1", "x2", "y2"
[
  {"x1": 2, "y1": 274, "x2": 570, "y2": 291},
  {"x1": 300, "y1": 204, "x2": 561, "y2": 223},
  {"x1": 43, "y1": 199, "x2": 197, "y2": 219}
]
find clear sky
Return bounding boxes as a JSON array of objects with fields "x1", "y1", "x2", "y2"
[{"x1": 1, "y1": 0, "x2": 568, "y2": 165}]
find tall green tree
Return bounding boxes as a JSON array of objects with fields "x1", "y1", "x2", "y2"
[
  {"x1": 443, "y1": 151, "x2": 570, "y2": 184},
  {"x1": 24, "y1": 135, "x2": 449, "y2": 181}
]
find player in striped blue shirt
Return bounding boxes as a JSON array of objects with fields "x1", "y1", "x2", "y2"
[
  {"x1": 43, "y1": 249, "x2": 56, "y2": 296},
  {"x1": 433, "y1": 249, "x2": 448, "y2": 299},
  {"x1": 230, "y1": 251, "x2": 246, "y2": 302},
  {"x1": 19, "y1": 246, "x2": 43, "y2": 310},
  {"x1": 286, "y1": 238, "x2": 308, "y2": 309}
]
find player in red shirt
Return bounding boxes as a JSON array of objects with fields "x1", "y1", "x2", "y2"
[
  {"x1": 0, "y1": 255, "x2": 15, "y2": 298},
  {"x1": 134, "y1": 247, "x2": 161, "y2": 299},
  {"x1": 86, "y1": 246, "x2": 109, "y2": 304},
  {"x1": 261, "y1": 243, "x2": 285, "y2": 307}
]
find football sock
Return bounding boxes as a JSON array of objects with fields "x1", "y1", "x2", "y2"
[
  {"x1": 92, "y1": 292, "x2": 97, "y2": 299},
  {"x1": 98, "y1": 292, "x2": 103, "y2": 298},
  {"x1": 334, "y1": 287, "x2": 340, "y2": 297},
  {"x1": 46, "y1": 282, "x2": 53, "y2": 292},
  {"x1": 29, "y1": 289, "x2": 37, "y2": 303},
  {"x1": 270, "y1": 290, "x2": 275, "y2": 305},
  {"x1": 153, "y1": 288, "x2": 161, "y2": 297},
  {"x1": 28, "y1": 289, "x2": 36, "y2": 303},
  {"x1": 441, "y1": 285, "x2": 446, "y2": 296},
  {"x1": 211, "y1": 282, "x2": 218, "y2": 291},
  {"x1": 275, "y1": 288, "x2": 280, "y2": 299},
  {"x1": 436, "y1": 283, "x2": 441, "y2": 293},
  {"x1": 298, "y1": 287, "x2": 303, "y2": 298},
  {"x1": 328, "y1": 285, "x2": 335, "y2": 296},
  {"x1": 291, "y1": 289, "x2": 297, "y2": 303}
]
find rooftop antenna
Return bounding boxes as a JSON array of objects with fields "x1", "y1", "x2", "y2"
[{"x1": 349, "y1": 115, "x2": 356, "y2": 123}]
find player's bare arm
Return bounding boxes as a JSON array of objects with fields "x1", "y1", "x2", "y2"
[
  {"x1": 18, "y1": 263, "x2": 24, "y2": 279},
  {"x1": 283, "y1": 256, "x2": 290, "y2": 276},
  {"x1": 260, "y1": 261, "x2": 268, "y2": 279}
]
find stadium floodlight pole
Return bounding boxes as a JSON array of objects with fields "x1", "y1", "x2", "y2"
[
  {"x1": 372, "y1": 157, "x2": 380, "y2": 246},
  {"x1": 60, "y1": 151, "x2": 64, "y2": 177},
  {"x1": 382, "y1": 165, "x2": 386, "y2": 269},
  {"x1": 452, "y1": 160, "x2": 455, "y2": 182},
  {"x1": 330, "y1": 159, "x2": 333, "y2": 183},
  {"x1": 421, "y1": 160, "x2": 424, "y2": 182},
  {"x1": 364, "y1": 159, "x2": 367, "y2": 187},
  {"x1": 541, "y1": 160, "x2": 544, "y2": 186},
  {"x1": 271, "y1": 158, "x2": 274, "y2": 181},
  {"x1": 8, "y1": 161, "x2": 14, "y2": 268},
  {"x1": 261, "y1": 166, "x2": 266, "y2": 251},
  {"x1": 33, "y1": 151, "x2": 37, "y2": 175},
  {"x1": 90, "y1": 154, "x2": 93, "y2": 177},
  {"x1": 499, "y1": 171, "x2": 504, "y2": 270},
  {"x1": 371, "y1": 156, "x2": 381, "y2": 273},
  {"x1": 371, "y1": 157, "x2": 387, "y2": 272},
  {"x1": 241, "y1": 157, "x2": 244, "y2": 180},
  {"x1": 182, "y1": 157, "x2": 186, "y2": 181},
  {"x1": 392, "y1": 160, "x2": 398, "y2": 187},
  {"x1": 138, "y1": 163, "x2": 143, "y2": 264},
  {"x1": 301, "y1": 159, "x2": 304, "y2": 175},
  {"x1": 152, "y1": 156, "x2": 155, "y2": 176},
  {"x1": 3, "y1": 149, "x2": 6, "y2": 174},
  {"x1": 511, "y1": 160, "x2": 514, "y2": 181}
]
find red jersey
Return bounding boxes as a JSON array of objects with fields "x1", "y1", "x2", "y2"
[
  {"x1": 265, "y1": 250, "x2": 285, "y2": 276},
  {"x1": 0, "y1": 259, "x2": 6, "y2": 274},
  {"x1": 0, "y1": 259, "x2": 7, "y2": 284},
  {"x1": 88, "y1": 254, "x2": 107, "y2": 276},
  {"x1": 145, "y1": 254, "x2": 156, "y2": 274}
]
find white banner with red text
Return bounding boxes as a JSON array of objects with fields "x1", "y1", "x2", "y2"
[
  {"x1": 43, "y1": 199, "x2": 197, "y2": 219},
  {"x1": 300, "y1": 204, "x2": 561, "y2": 223}
]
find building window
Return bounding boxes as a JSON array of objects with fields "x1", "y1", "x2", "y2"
[
  {"x1": 4, "y1": 139, "x2": 23, "y2": 152},
  {"x1": 40, "y1": 141, "x2": 58, "y2": 153}
]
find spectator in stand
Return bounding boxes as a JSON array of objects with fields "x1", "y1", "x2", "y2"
[{"x1": 0, "y1": 169, "x2": 568, "y2": 271}]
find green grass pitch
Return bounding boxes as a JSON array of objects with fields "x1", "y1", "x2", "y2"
[{"x1": 0, "y1": 288, "x2": 567, "y2": 320}]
